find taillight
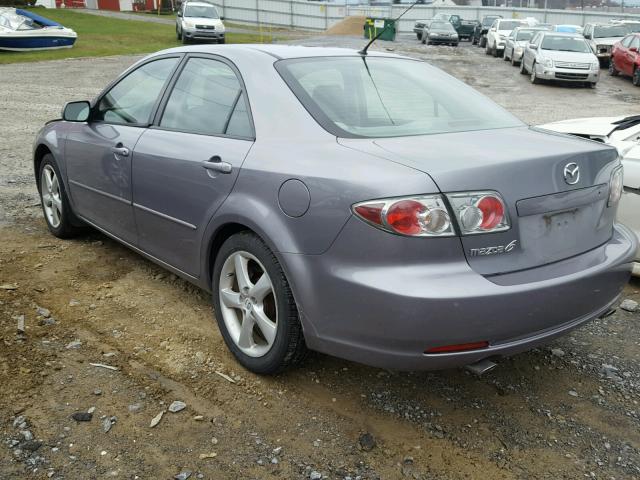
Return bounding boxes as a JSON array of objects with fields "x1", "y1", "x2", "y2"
[
  {"x1": 353, "y1": 195, "x2": 454, "y2": 237},
  {"x1": 447, "y1": 191, "x2": 510, "y2": 235},
  {"x1": 608, "y1": 165, "x2": 623, "y2": 207}
]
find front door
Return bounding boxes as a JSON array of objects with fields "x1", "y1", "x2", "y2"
[
  {"x1": 66, "y1": 56, "x2": 180, "y2": 244},
  {"x1": 132, "y1": 56, "x2": 255, "y2": 277}
]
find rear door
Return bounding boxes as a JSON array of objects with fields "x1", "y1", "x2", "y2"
[
  {"x1": 131, "y1": 55, "x2": 254, "y2": 277},
  {"x1": 65, "y1": 56, "x2": 180, "y2": 244}
]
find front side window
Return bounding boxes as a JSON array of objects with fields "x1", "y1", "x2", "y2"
[
  {"x1": 621, "y1": 35, "x2": 633, "y2": 48},
  {"x1": 160, "y1": 57, "x2": 252, "y2": 138},
  {"x1": 541, "y1": 35, "x2": 591, "y2": 53},
  {"x1": 277, "y1": 57, "x2": 522, "y2": 139},
  {"x1": 631, "y1": 36, "x2": 640, "y2": 50},
  {"x1": 96, "y1": 58, "x2": 178, "y2": 125}
]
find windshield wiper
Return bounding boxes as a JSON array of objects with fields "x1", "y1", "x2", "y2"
[{"x1": 609, "y1": 115, "x2": 640, "y2": 135}]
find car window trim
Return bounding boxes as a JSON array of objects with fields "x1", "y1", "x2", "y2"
[
  {"x1": 89, "y1": 54, "x2": 184, "y2": 128},
  {"x1": 151, "y1": 52, "x2": 256, "y2": 141}
]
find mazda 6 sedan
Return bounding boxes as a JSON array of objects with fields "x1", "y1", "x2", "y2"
[{"x1": 33, "y1": 44, "x2": 637, "y2": 374}]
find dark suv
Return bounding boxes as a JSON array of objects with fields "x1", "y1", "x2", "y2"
[{"x1": 473, "y1": 14, "x2": 502, "y2": 47}]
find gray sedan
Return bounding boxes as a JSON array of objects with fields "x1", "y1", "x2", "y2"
[{"x1": 33, "y1": 45, "x2": 636, "y2": 374}]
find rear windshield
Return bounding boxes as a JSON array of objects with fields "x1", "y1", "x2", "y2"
[
  {"x1": 594, "y1": 25, "x2": 628, "y2": 38},
  {"x1": 541, "y1": 35, "x2": 591, "y2": 53},
  {"x1": 498, "y1": 21, "x2": 521, "y2": 30},
  {"x1": 276, "y1": 56, "x2": 523, "y2": 139}
]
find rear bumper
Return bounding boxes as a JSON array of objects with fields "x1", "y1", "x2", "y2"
[{"x1": 283, "y1": 221, "x2": 637, "y2": 371}]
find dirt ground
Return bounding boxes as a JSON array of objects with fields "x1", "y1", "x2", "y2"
[{"x1": 1, "y1": 36, "x2": 640, "y2": 480}]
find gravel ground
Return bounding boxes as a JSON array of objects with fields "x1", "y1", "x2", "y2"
[{"x1": 1, "y1": 35, "x2": 639, "y2": 480}]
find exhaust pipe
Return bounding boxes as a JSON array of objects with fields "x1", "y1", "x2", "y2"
[{"x1": 465, "y1": 358, "x2": 498, "y2": 376}]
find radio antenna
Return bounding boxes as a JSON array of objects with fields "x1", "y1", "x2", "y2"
[{"x1": 358, "y1": 0, "x2": 422, "y2": 56}]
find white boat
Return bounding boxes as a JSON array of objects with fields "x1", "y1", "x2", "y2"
[{"x1": 0, "y1": 8, "x2": 77, "y2": 51}]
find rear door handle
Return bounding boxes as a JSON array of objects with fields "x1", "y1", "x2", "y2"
[
  {"x1": 201, "y1": 156, "x2": 232, "y2": 174},
  {"x1": 111, "y1": 145, "x2": 130, "y2": 157}
]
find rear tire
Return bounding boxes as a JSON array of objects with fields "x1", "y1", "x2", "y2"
[
  {"x1": 38, "y1": 154, "x2": 84, "y2": 239},
  {"x1": 212, "y1": 231, "x2": 307, "y2": 374}
]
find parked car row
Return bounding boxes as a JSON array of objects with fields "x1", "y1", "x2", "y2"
[{"x1": 477, "y1": 17, "x2": 633, "y2": 88}]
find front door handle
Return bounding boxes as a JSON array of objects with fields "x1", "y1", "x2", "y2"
[
  {"x1": 111, "y1": 144, "x2": 130, "y2": 157},
  {"x1": 202, "y1": 156, "x2": 232, "y2": 174}
]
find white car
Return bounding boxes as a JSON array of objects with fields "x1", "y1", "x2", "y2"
[
  {"x1": 520, "y1": 32, "x2": 600, "y2": 87},
  {"x1": 540, "y1": 115, "x2": 640, "y2": 275},
  {"x1": 176, "y1": 1, "x2": 225, "y2": 44},
  {"x1": 583, "y1": 23, "x2": 628, "y2": 65},
  {"x1": 485, "y1": 18, "x2": 526, "y2": 57}
]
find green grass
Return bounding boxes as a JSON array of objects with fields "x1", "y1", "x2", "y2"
[{"x1": 0, "y1": 9, "x2": 276, "y2": 64}]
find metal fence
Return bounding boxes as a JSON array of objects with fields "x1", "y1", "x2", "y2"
[{"x1": 208, "y1": 0, "x2": 640, "y2": 32}]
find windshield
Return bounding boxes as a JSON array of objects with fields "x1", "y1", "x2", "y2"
[
  {"x1": 276, "y1": 57, "x2": 523, "y2": 139},
  {"x1": 431, "y1": 22, "x2": 455, "y2": 32},
  {"x1": 184, "y1": 5, "x2": 219, "y2": 18},
  {"x1": 541, "y1": 35, "x2": 591, "y2": 53},
  {"x1": 498, "y1": 21, "x2": 522, "y2": 31},
  {"x1": 594, "y1": 25, "x2": 628, "y2": 38},
  {"x1": 516, "y1": 30, "x2": 535, "y2": 41},
  {"x1": 483, "y1": 17, "x2": 499, "y2": 27}
]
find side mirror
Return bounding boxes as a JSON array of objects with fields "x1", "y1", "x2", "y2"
[
  {"x1": 529, "y1": 44, "x2": 538, "y2": 50},
  {"x1": 490, "y1": 27, "x2": 496, "y2": 32},
  {"x1": 177, "y1": 11, "x2": 182, "y2": 17},
  {"x1": 62, "y1": 101, "x2": 90, "y2": 122},
  {"x1": 631, "y1": 47, "x2": 639, "y2": 53}
]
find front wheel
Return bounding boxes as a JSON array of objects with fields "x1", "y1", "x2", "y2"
[
  {"x1": 176, "y1": 27, "x2": 182, "y2": 40},
  {"x1": 608, "y1": 58, "x2": 619, "y2": 76},
  {"x1": 416, "y1": 32, "x2": 422, "y2": 41},
  {"x1": 520, "y1": 58, "x2": 528, "y2": 75},
  {"x1": 530, "y1": 62, "x2": 540, "y2": 84},
  {"x1": 633, "y1": 67, "x2": 640, "y2": 86},
  {"x1": 212, "y1": 232, "x2": 307, "y2": 374},
  {"x1": 38, "y1": 154, "x2": 83, "y2": 239}
]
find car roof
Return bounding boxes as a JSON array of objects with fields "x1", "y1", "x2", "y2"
[
  {"x1": 156, "y1": 44, "x2": 401, "y2": 61},
  {"x1": 183, "y1": 1, "x2": 217, "y2": 7},
  {"x1": 540, "y1": 31, "x2": 583, "y2": 37}
]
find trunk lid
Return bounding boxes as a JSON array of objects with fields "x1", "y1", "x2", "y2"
[{"x1": 339, "y1": 127, "x2": 619, "y2": 276}]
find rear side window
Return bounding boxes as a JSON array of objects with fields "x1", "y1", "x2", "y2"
[
  {"x1": 96, "y1": 58, "x2": 178, "y2": 125},
  {"x1": 160, "y1": 57, "x2": 253, "y2": 138}
]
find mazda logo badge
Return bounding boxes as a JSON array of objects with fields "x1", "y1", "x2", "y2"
[{"x1": 563, "y1": 162, "x2": 580, "y2": 185}]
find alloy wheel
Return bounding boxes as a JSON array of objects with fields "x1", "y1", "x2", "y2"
[
  {"x1": 40, "y1": 164, "x2": 62, "y2": 229},
  {"x1": 218, "y1": 251, "x2": 278, "y2": 358}
]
